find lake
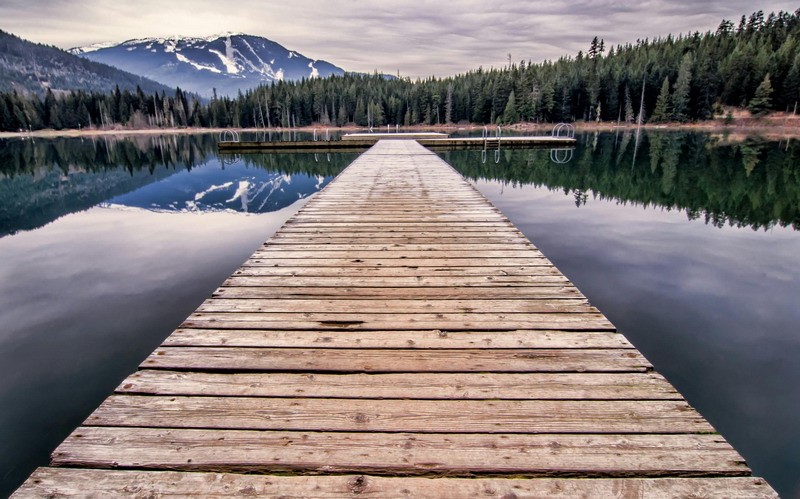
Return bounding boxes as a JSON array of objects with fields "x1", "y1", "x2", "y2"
[{"x1": 0, "y1": 131, "x2": 798, "y2": 496}]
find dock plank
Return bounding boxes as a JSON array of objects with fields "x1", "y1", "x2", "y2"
[
  {"x1": 116, "y1": 371, "x2": 679, "y2": 400},
  {"x1": 14, "y1": 469, "x2": 777, "y2": 498},
  {"x1": 181, "y1": 312, "x2": 615, "y2": 331},
  {"x1": 195, "y1": 298, "x2": 597, "y2": 314},
  {"x1": 85, "y1": 395, "x2": 713, "y2": 434},
  {"x1": 213, "y1": 286, "x2": 586, "y2": 299},
  {"x1": 160, "y1": 329, "x2": 633, "y2": 349},
  {"x1": 141, "y1": 347, "x2": 651, "y2": 372},
  {"x1": 50, "y1": 428, "x2": 749, "y2": 477}
]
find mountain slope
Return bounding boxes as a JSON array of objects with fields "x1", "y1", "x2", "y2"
[
  {"x1": 0, "y1": 30, "x2": 175, "y2": 95},
  {"x1": 71, "y1": 33, "x2": 346, "y2": 97}
]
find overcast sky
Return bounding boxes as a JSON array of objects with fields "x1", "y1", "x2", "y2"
[{"x1": 2, "y1": 1, "x2": 797, "y2": 78}]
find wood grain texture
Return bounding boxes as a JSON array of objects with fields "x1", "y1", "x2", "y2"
[
  {"x1": 50, "y1": 427, "x2": 749, "y2": 477},
  {"x1": 213, "y1": 286, "x2": 585, "y2": 300},
  {"x1": 195, "y1": 298, "x2": 597, "y2": 314},
  {"x1": 86, "y1": 395, "x2": 713, "y2": 434},
  {"x1": 141, "y1": 347, "x2": 651, "y2": 372},
  {"x1": 181, "y1": 312, "x2": 615, "y2": 331},
  {"x1": 160, "y1": 329, "x2": 633, "y2": 349},
  {"x1": 117, "y1": 371, "x2": 679, "y2": 400},
  {"x1": 14, "y1": 469, "x2": 777, "y2": 498}
]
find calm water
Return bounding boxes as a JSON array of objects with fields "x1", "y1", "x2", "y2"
[
  {"x1": 0, "y1": 131, "x2": 798, "y2": 496},
  {"x1": 441, "y1": 131, "x2": 800, "y2": 497},
  {"x1": 0, "y1": 134, "x2": 354, "y2": 496}
]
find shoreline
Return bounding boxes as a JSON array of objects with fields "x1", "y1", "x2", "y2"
[{"x1": 2, "y1": 118, "x2": 799, "y2": 140}]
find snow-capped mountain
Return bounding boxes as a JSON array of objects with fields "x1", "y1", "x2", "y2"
[{"x1": 69, "y1": 33, "x2": 345, "y2": 97}]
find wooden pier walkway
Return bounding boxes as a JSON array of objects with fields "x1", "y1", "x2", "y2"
[{"x1": 15, "y1": 141, "x2": 775, "y2": 497}]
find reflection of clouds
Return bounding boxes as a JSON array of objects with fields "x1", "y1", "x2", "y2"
[{"x1": 7, "y1": 0, "x2": 795, "y2": 77}]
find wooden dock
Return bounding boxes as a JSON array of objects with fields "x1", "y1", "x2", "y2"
[
  {"x1": 218, "y1": 134, "x2": 575, "y2": 153},
  {"x1": 14, "y1": 140, "x2": 776, "y2": 497}
]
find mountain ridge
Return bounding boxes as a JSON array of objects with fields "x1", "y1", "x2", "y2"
[{"x1": 70, "y1": 33, "x2": 346, "y2": 97}]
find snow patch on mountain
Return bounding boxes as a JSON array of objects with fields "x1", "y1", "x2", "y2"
[
  {"x1": 176, "y1": 53, "x2": 221, "y2": 73},
  {"x1": 208, "y1": 49, "x2": 240, "y2": 74},
  {"x1": 71, "y1": 41, "x2": 118, "y2": 55}
]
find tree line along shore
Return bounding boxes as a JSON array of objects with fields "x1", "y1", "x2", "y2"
[{"x1": 1, "y1": 9, "x2": 798, "y2": 135}]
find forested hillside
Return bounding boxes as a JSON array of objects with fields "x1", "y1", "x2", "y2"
[
  {"x1": 1, "y1": 9, "x2": 798, "y2": 132},
  {"x1": 0, "y1": 31, "x2": 174, "y2": 97}
]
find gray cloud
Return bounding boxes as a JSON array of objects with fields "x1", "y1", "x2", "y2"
[{"x1": 1, "y1": 0, "x2": 796, "y2": 78}]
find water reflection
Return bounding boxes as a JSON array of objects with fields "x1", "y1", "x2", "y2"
[
  {"x1": 440, "y1": 131, "x2": 800, "y2": 231},
  {"x1": 0, "y1": 135, "x2": 354, "y2": 237}
]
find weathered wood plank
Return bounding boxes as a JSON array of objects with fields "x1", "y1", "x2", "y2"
[
  {"x1": 213, "y1": 286, "x2": 585, "y2": 300},
  {"x1": 182, "y1": 312, "x2": 614, "y2": 331},
  {"x1": 161, "y1": 329, "x2": 633, "y2": 349},
  {"x1": 117, "y1": 371, "x2": 679, "y2": 400},
  {"x1": 241, "y1": 257, "x2": 552, "y2": 267},
  {"x1": 279, "y1": 224, "x2": 521, "y2": 232},
  {"x1": 86, "y1": 395, "x2": 713, "y2": 434},
  {"x1": 298, "y1": 209, "x2": 504, "y2": 215},
  {"x1": 287, "y1": 217, "x2": 513, "y2": 223},
  {"x1": 233, "y1": 267, "x2": 565, "y2": 278},
  {"x1": 269, "y1": 237, "x2": 532, "y2": 245},
  {"x1": 50, "y1": 428, "x2": 749, "y2": 477},
  {"x1": 271, "y1": 231, "x2": 528, "y2": 238},
  {"x1": 282, "y1": 222, "x2": 516, "y2": 228},
  {"x1": 258, "y1": 244, "x2": 536, "y2": 252},
  {"x1": 252, "y1": 250, "x2": 545, "y2": 259},
  {"x1": 13, "y1": 469, "x2": 778, "y2": 498},
  {"x1": 195, "y1": 298, "x2": 597, "y2": 314},
  {"x1": 222, "y1": 276, "x2": 573, "y2": 288},
  {"x1": 141, "y1": 347, "x2": 650, "y2": 372}
]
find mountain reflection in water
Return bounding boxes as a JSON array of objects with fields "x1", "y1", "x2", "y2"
[{"x1": 0, "y1": 134, "x2": 354, "y2": 237}]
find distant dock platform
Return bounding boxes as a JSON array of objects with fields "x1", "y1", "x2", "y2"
[{"x1": 218, "y1": 132, "x2": 576, "y2": 153}]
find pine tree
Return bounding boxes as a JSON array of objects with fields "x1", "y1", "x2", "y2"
[
  {"x1": 651, "y1": 77, "x2": 671, "y2": 123},
  {"x1": 445, "y1": 83, "x2": 454, "y2": 124},
  {"x1": 782, "y1": 54, "x2": 800, "y2": 113},
  {"x1": 354, "y1": 98, "x2": 367, "y2": 126},
  {"x1": 0, "y1": 97, "x2": 11, "y2": 131},
  {"x1": 588, "y1": 37, "x2": 600, "y2": 59},
  {"x1": 624, "y1": 85, "x2": 635, "y2": 123},
  {"x1": 749, "y1": 73, "x2": 773, "y2": 116},
  {"x1": 672, "y1": 53, "x2": 693, "y2": 121},
  {"x1": 368, "y1": 100, "x2": 385, "y2": 126},
  {"x1": 502, "y1": 90, "x2": 519, "y2": 123}
]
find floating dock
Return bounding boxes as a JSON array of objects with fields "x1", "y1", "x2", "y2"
[
  {"x1": 14, "y1": 140, "x2": 775, "y2": 497},
  {"x1": 218, "y1": 133, "x2": 575, "y2": 153}
]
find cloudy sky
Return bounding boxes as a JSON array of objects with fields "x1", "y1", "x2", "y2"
[{"x1": 2, "y1": 1, "x2": 796, "y2": 78}]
